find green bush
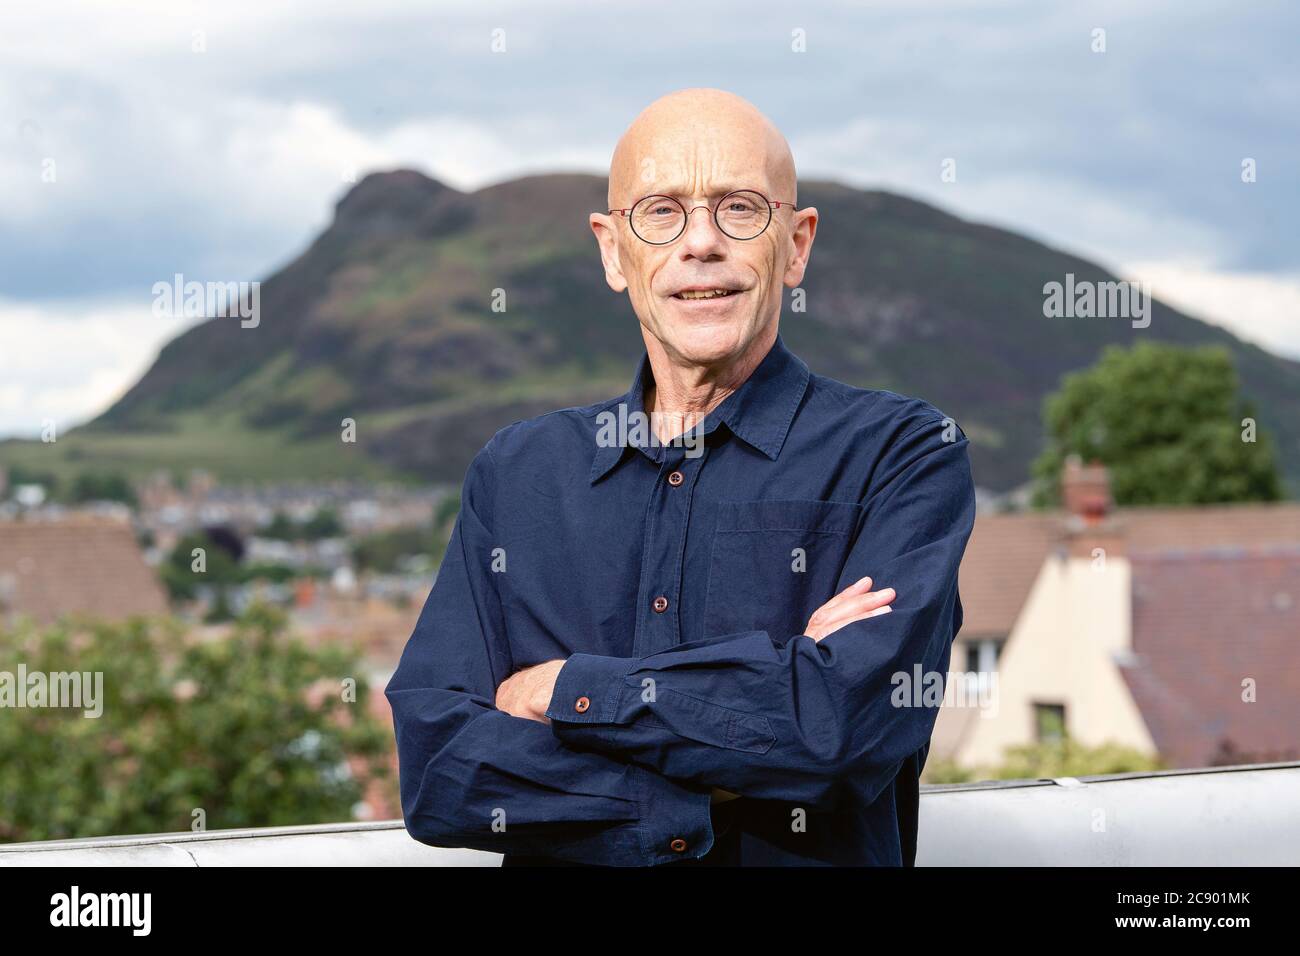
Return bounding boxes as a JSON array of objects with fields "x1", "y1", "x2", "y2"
[
  {"x1": 0, "y1": 603, "x2": 392, "y2": 843},
  {"x1": 923, "y1": 740, "x2": 1162, "y2": 785}
]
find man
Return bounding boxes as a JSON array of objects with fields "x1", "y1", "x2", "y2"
[{"x1": 386, "y1": 88, "x2": 975, "y2": 866}]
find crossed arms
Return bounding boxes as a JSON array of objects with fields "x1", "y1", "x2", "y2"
[{"x1": 384, "y1": 419, "x2": 975, "y2": 865}]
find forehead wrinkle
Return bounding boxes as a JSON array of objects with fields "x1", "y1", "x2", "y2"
[{"x1": 625, "y1": 151, "x2": 776, "y2": 206}]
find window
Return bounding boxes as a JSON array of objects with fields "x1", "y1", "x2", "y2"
[
  {"x1": 964, "y1": 638, "x2": 1004, "y2": 675},
  {"x1": 1033, "y1": 702, "x2": 1067, "y2": 743}
]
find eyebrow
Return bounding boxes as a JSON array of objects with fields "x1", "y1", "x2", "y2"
[{"x1": 644, "y1": 184, "x2": 762, "y2": 201}]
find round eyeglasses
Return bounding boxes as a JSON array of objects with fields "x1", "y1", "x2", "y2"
[{"x1": 608, "y1": 189, "x2": 795, "y2": 244}]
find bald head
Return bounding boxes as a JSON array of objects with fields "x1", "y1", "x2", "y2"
[{"x1": 607, "y1": 88, "x2": 796, "y2": 211}]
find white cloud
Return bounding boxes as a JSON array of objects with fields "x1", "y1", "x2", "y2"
[
  {"x1": 0, "y1": 297, "x2": 199, "y2": 436},
  {"x1": 1124, "y1": 262, "x2": 1300, "y2": 361}
]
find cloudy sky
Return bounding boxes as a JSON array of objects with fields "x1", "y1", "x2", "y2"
[{"x1": 1, "y1": 0, "x2": 1296, "y2": 437}]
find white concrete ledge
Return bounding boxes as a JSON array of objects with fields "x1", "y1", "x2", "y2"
[
  {"x1": 916, "y1": 761, "x2": 1300, "y2": 865},
  {"x1": 0, "y1": 820, "x2": 499, "y2": 867},
  {"x1": 3, "y1": 762, "x2": 1297, "y2": 866}
]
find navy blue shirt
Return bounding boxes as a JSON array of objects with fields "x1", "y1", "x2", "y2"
[{"x1": 386, "y1": 335, "x2": 975, "y2": 866}]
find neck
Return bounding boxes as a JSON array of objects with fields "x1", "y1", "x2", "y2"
[{"x1": 642, "y1": 325, "x2": 777, "y2": 444}]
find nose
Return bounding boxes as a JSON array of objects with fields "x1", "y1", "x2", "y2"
[{"x1": 677, "y1": 204, "x2": 727, "y2": 260}]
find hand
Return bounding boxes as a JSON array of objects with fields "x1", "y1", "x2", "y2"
[
  {"x1": 804, "y1": 576, "x2": 895, "y2": 642},
  {"x1": 495, "y1": 659, "x2": 566, "y2": 723}
]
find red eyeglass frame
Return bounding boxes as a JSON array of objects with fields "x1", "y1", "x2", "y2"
[{"x1": 607, "y1": 189, "x2": 796, "y2": 244}]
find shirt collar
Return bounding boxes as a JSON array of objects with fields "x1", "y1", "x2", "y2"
[{"x1": 589, "y1": 333, "x2": 810, "y2": 484}]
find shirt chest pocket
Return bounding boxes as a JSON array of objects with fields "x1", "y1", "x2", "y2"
[{"x1": 701, "y1": 498, "x2": 864, "y2": 641}]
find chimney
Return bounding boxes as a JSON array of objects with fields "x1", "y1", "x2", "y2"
[
  {"x1": 295, "y1": 577, "x2": 317, "y2": 608},
  {"x1": 1062, "y1": 455, "x2": 1111, "y2": 523},
  {"x1": 1059, "y1": 456, "x2": 1125, "y2": 559}
]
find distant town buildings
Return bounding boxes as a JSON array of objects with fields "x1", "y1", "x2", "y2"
[
  {"x1": 0, "y1": 466, "x2": 449, "y2": 634},
  {"x1": 133, "y1": 468, "x2": 448, "y2": 563}
]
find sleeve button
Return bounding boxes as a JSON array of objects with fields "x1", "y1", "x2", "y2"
[
  {"x1": 574, "y1": 696, "x2": 591, "y2": 713},
  {"x1": 670, "y1": 838, "x2": 688, "y2": 853}
]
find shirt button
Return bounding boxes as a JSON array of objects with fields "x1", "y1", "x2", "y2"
[
  {"x1": 652, "y1": 595, "x2": 669, "y2": 613},
  {"x1": 574, "y1": 696, "x2": 590, "y2": 713},
  {"x1": 670, "y1": 838, "x2": 688, "y2": 853},
  {"x1": 667, "y1": 470, "x2": 684, "y2": 487}
]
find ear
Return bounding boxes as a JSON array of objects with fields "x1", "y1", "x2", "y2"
[
  {"x1": 782, "y1": 206, "x2": 818, "y2": 288},
  {"x1": 590, "y1": 212, "x2": 629, "y2": 293}
]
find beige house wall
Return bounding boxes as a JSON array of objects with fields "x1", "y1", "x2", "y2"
[{"x1": 951, "y1": 551, "x2": 1156, "y2": 769}]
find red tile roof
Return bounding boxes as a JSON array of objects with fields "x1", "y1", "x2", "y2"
[
  {"x1": 0, "y1": 514, "x2": 169, "y2": 626},
  {"x1": 1124, "y1": 548, "x2": 1300, "y2": 768},
  {"x1": 958, "y1": 512, "x2": 1059, "y2": 637},
  {"x1": 959, "y1": 502, "x2": 1300, "y2": 638}
]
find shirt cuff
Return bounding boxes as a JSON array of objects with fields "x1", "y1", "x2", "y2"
[
  {"x1": 545, "y1": 652, "x2": 636, "y2": 725},
  {"x1": 629, "y1": 763, "x2": 716, "y2": 864}
]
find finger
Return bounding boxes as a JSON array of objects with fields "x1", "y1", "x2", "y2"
[
  {"x1": 812, "y1": 588, "x2": 896, "y2": 632},
  {"x1": 813, "y1": 576, "x2": 874, "y2": 617},
  {"x1": 827, "y1": 587, "x2": 896, "y2": 623}
]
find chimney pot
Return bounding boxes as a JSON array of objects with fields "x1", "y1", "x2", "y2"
[{"x1": 1062, "y1": 455, "x2": 1111, "y2": 522}]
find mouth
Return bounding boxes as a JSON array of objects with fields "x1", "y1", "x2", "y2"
[{"x1": 670, "y1": 287, "x2": 744, "y2": 301}]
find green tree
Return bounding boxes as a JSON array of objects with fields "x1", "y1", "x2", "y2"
[
  {"x1": 69, "y1": 471, "x2": 138, "y2": 506},
  {"x1": 259, "y1": 508, "x2": 344, "y2": 541},
  {"x1": 351, "y1": 525, "x2": 439, "y2": 574},
  {"x1": 2, "y1": 465, "x2": 59, "y2": 500},
  {"x1": 159, "y1": 531, "x2": 242, "y2": 602},
  {"x1": 261, "y1": 511, "x2": 298, "y2": 540},
  {"x1": 300, "y1": 508, "x2": 344, "y2": 540},
  {"x1": 0, "y1": 604, "x2": 392, "y2": 843},
  {"x1": 1032, "y1": 342, "x2": 1283, "y2": 506}
]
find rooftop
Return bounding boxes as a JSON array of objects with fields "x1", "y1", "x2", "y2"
[{"x1": 0, "y1": 513, "x2": 168, "y2": 626}]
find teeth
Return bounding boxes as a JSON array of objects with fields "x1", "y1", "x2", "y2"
[{"x1": 677, "y1": 289, "x2": 733, "y2": 299}]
